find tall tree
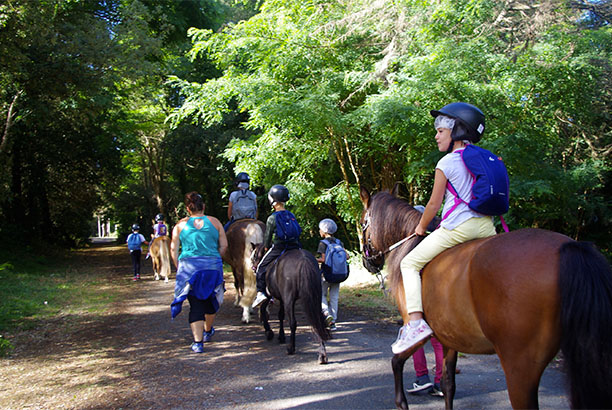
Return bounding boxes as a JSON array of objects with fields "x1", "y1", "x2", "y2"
[
  {"x1": 170, "y1": 0, "x2": 611, "y2": 251},
  {"x1": 0, "y1": 0, "x2": 124, "y2": 244}
]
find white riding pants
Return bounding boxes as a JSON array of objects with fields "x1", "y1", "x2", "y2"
[{"x1": 400, "y1": 216, "x2": 496, "y2": 314}]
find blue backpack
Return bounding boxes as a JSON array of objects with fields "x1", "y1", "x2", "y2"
[
  {"x1": 321, "y1": 238, "x2": 349, "y2": 283},
  {"x1": 444, "y1": 144, "x2": 509, "y2": 218},
  {"x1": 155, "y1": 223, "x2": 167, "y2": 236},
  {"x1": 274, "y1": 210, "x2": 301, "y2": 242},
  {"x1": 127, "y1": 233, "x2": 142, "y2": 251}
]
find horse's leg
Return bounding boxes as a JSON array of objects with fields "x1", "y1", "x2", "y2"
[
  {"x1": 318, "y1": 339, "x2": 328, "y2": 364},
  {"x1": 392, "y1": 338, "x2": 429, "y2": 410},
  {"x1": 232, "y1": 268, "x2": 242, "y2": 306},
  {"x1": 260, "y1": 300, "x2": 274, "y2": 340},
  {"x1": 442, "y1": 348, "x2": 458, "y2": 410},
  {"x1": 241, "y1": 307, "x2": 250, "y2": 324},
  {"x1": 285, "y1": 299, "x2": 297, "y2": 355},
  {"x1": 153, "y1": 258, "x2": 160, "y2": 280},
  {"x1": 497, "y1": 349, "x2": 548, "y2": 409},
  {"x1": 392, "y1": 353, "x2": 410, "y2": 410},
  {"x1": 278, "y1": 302, "x2": 286, "y2": 345}
]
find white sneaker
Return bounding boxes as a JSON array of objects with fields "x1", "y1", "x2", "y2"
[
  {"x1": 252, "y1": 292, "x2": 268, "y2": 308},
  {"x1": 391, "y1": 321, "x2": 433, "y2": 354}
]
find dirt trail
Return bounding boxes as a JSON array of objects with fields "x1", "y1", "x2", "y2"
[{"x1": 0, "y1": 242, "x2": 569, "y2": 409}]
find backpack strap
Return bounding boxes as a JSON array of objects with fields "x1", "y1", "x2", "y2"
[
  {"x1": 441, "y1": 180, "x2": 466, "y2": 221},
  {"x1": 445, "y1": 181, "x2": 510, "y2": 233},
  {"x1": 500, "y1": 215, "x2": 509, "y2": 233}
]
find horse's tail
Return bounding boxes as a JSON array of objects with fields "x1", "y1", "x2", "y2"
[
  {"x1": 241, "y1": 222, "x2": 264, "y2": 306},
  {"x1": 301, "y1": 255, "x2": 331, "y2": 342},
  {"x1": 559, "y1": 241, "x2": 612, "y2": 408},
  {"x1": 159, "y1": 237, "x2": 171, "y2": 279}
]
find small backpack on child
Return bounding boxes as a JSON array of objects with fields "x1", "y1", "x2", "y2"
[
  {"x1": 274, "y1": 210, "x2": 302, "y2": 241},
  {"x1": 233, "y1": 190, "x2": 257, "y2": 220},
  {"x1": 156, "y1": 223, "x2": 167, "y2": 236},
  {"x1": 321, "y1": 238, "x2": 349, "y2": 283},
  {"x1": 443, "y1": 144, "x2": 510, "y2": 231},
  {"x1": 127, "y1": 233, "x2": 142, "y2": 251}
]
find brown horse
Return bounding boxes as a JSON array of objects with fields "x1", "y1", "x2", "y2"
[
  {"x1": 223, "y1": 219, "x2": 265, "y2": 323},
  {"x1": 149, "y1": 236, "x2": 171, "y2": 282},
  {"x1": 360, "y1": 187, "x2": 612, "y2": 409}
]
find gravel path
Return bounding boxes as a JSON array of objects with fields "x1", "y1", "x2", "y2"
[{"x1": 0, "y1": 243, "x2": 570, "y2": 409}]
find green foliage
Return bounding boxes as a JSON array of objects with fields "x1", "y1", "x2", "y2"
[
  {"x1": 171, "y1": 0, "x2": 612, "y2": 253},
  {"x1": 1, "y1": 0, "x2": 610, "y2": 255},
  {"x1": 0, "y1": 337, "x2": 13, "y2": 358}
]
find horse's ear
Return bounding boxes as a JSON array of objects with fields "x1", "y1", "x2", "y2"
[
  {"x1": 359, "y1": 186, "x2": 370, "y2": 207},
  {"x1": 391, "y1": 182, "x2": 402, "y2": 197}
]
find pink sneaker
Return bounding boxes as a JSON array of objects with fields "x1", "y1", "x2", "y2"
[{"x1": 391, "y1": 320, "x2": 433, "y2": 354}]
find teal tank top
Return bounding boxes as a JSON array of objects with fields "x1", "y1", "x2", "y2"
[{"x1": 179, "y1": 216, "x2": 220, "y2": 260}]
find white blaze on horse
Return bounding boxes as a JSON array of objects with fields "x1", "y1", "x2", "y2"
[
  {"x1": 223, "y1": 219, "x2": 265, "y2": 323},
  {"x1": 149, "y1": 236, "x2": 171, "y2": 283}
]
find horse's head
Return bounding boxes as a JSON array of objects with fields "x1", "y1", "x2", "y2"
[
  {"x1": 250, "y1": 242, "x2": 266, "y2": 272},
  {"x1": 359, "y1": 185, "x2": 427, "y2": 274},
  {"x1": 359, "y1": 186, "x2": 386, "y2": 273}
]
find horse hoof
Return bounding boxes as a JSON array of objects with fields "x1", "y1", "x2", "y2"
[
  {"x1": 318, "y1": 354, "x2": 328, "y2": 365},
  {"x1": 286, "y1": 347, "x2": 295, "y2": 355},
  {"x1": 164, "y1": 277, "x2": 168, "y2": 283},
  {"x1": 155, "y1": 276, "x2": 159, "y2": 281},
  {"x1": 278, "y1": 336, "x2": 286, "y2": 344},
  {"x1": 265, "y1": 330, "x2": 274, "y2": 340}
]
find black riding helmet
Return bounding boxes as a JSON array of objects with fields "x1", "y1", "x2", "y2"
[
  {"x1": 268, "y1": 184, "x2": 290, "y2": 205},
  {"x1": 235, "y1": 172, "x2": 250, "y2": 185},
  {"x1": 155, "y1": 213, "x2": 164, "y2": 222},
  {"x1": 430, "y1": 102, "x2": 485, "y2": 143},
  {"x1": 132, "y1": 224, "x2": 140, "y2": 232}
]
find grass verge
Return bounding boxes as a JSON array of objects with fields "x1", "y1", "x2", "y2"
[
  {"x1": 0, "y1": 245, "x2": 119, "y2": 356},
  {"x1": 339, "y1": 282, "x2": 401, "y2": 324}
]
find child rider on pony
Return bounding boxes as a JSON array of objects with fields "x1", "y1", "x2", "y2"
[
  {"x1": 252, "y1": 184, "x2": 301, "y2": 308},
  {"x1": 146, "y1": 213, "x2": 167, "y2": 259},
  {"x1": 392, "y1": 102, "x2": 497, "y2": 354}
]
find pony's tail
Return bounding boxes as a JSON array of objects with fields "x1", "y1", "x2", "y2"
[
  {"x1": 559, "y1": 241, "x2": 612, "y2": 408},
  {"x1": 241, "y1": 223, "x2": 263, "y2": 306},
  {"x1": 301, "y1": 261, "x2": 331, "y2": 342},
  {"x1": 159, "y1": 238, "x2": 171, "y2": 279}
]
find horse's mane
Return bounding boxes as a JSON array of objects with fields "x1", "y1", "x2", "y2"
[
  {"x1": 369, "y1": 192, "x2": 421, "y2": 248},
  {"x1": 368, "y1": 191, "x2": 423, "y2": 317}
]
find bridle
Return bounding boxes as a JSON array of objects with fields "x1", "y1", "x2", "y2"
[{"x1": 361, "y1": 211, "x2": 418, "y2": 291}]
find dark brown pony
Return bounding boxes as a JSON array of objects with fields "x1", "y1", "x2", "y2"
[
  {"x1": 149, "y1": 236, "x2": 171, "y2": 282},
  {"x1": 251, "y1": 244, "x2": 331, "y2": 364},
  {"x1": 360, "y1": 187, "x2": 612, "y2": 409},
  {"x1": 223, "y1": 219, "x2": 265, "y2": 323}
]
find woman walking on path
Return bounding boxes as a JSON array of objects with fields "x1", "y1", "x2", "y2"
[{"x1": 170, "y1": 192, "x2": 228, "y2": 353}]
